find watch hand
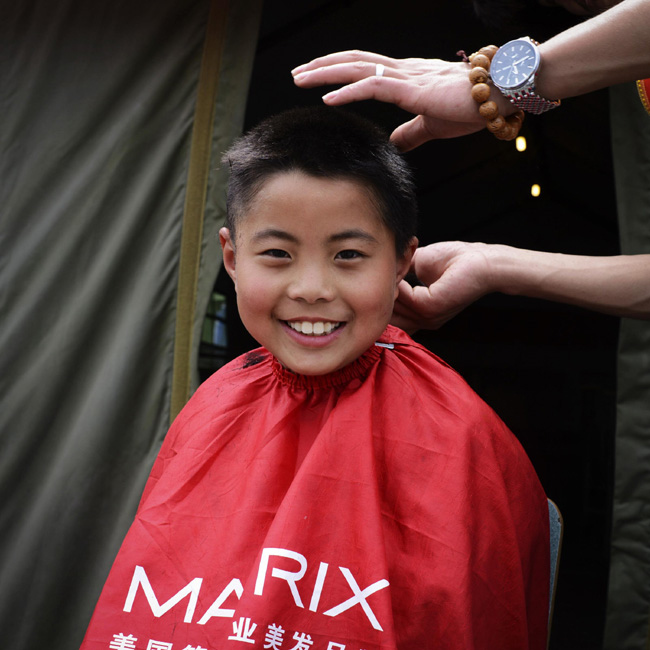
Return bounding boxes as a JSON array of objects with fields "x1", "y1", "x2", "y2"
[{"x1": 514, "y1": 55, "x2": 531, "y2": 65}]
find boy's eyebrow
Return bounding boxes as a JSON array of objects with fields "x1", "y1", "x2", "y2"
[
  {"x1": 251, "y1": 228, "x2": 298, "y2": 243},
  {"x1": 329, "y1": 229, "x2": 379, "y2": 244},
  {"x1": 250, "y1": 228, "x2": 379, "y2": 244}
]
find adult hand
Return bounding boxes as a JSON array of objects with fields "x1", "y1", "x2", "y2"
[
  {"x1": 292, "y1": 50, "x2": 512, "y2": 150},
  {"x1": 391, "y1": 242, "x2": 496, "y2": 332},
  {"x1": 392, "y1": 240, "x2": 650, "y2": 332}
]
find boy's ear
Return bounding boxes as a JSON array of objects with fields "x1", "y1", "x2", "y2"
[
  {"x1": 396, "y1": 237, "x2": 418, "y2": 283},
  {"x1": 219, "y1": 227, "x2": 237, "y2": 284}
]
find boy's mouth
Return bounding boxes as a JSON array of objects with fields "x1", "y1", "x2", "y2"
[{"x1": 285, "y1": 321, "x2": 343, "y2": 336}]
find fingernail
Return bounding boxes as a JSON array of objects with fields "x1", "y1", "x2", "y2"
[
  {"x1": 291, "y1": 65, "x2": 305, "y2": 75},
  {"x1": 322, "y1": 91, "x2": 337, "y2": 102}
]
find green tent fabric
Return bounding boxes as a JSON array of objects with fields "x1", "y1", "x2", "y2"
[
  {"x1": 605, "y1": 82, "x2": 650, "y2": 649},
  {"x1": 0, "y1": 0, "x2": 261, "y2": 646}
]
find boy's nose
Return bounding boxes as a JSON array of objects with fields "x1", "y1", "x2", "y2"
[{"x1": 286, "y1": 265, "x2": 335, "y2": 303}]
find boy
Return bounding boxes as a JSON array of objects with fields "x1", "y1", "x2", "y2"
[{"x1": 81, "y1": 107, "x2": 549, "y2": 650}]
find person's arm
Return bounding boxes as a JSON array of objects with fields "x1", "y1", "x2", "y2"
[
  {"x1": 391, "y1": 242, "x2": 650, "y2": 332},
  {"x1": 537, "y1": 0, "x2": 650, "y2": 100},
  {"x1": 292, "y1": 0, "x2": 650, "y2": 150}
]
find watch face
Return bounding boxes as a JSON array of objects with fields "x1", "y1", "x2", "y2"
[{"x1": 491, "y1": 39, "x2": 540, "y2": 90}]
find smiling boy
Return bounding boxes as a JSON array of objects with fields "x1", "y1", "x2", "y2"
[
  {"x1": 81, "y1": 107, "x2": 549, "y2": 650},
  {"x1": 220, "y1": 170, "x2": 414, "y2": 376}
]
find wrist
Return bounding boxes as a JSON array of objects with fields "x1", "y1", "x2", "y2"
[
  {"x1": 489, "y1": 85, "x2": 517, "y2": 117},
  {"x1": 466, "y1": 47, "x2": 524, "y2": 140},
  {"x1": 535, "y1": 42, "x2": 570, "y2": 100},
  {"x1": 484, "y1": 244, "x2": 538, "y2": 296}
]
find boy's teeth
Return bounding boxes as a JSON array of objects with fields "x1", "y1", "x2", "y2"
[{"x1": 288, "y1": 321, "x2": 338, "y2": 335}]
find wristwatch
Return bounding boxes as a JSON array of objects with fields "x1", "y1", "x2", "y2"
[{"x1": 490, "y1": 37, "x2": 560, "y2": 115}]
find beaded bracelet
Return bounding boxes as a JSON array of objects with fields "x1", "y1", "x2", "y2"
[{"x1": 463, "y1": 45, "x2": 525, "y2": 141}]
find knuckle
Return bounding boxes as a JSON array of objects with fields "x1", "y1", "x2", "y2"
[{"x1": 351, "y1": 60, "x2": 368, "y2": 74}]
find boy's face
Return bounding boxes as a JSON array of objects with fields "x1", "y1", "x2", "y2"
[{"x1": 220, "y1": 171, "x2": 416, "y2": 376}]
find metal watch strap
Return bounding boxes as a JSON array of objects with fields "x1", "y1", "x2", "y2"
[{"x1": 506, "y1": 86, "x2": 561, "y2": 115}]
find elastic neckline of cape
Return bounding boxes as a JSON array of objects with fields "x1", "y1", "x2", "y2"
[{"x1": 271, "y1": 343, "x2": 383, "y2": 389}]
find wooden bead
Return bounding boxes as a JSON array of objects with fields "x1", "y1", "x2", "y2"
[
  {"x1": 507, "y1": 116, "x2": 524, "y2": 137},
  {"x1": 466, "y1": 43, "x2": 525, "y2": 142},
  {"x1": 478, "y1": 100, "x2": 499, "y2": 119},
  {"x1": 494, "y1": 124, "x2": 518, "y2": 141},
  {"x1": 469, "y1": 67, "x2": 489, "y2": 84},
  {"x1": 470, "y1": 53, "x2": 490, "y2": 70},
  {"x1": 471, "y1": 82, "x2": 491, "y2": 103},
  {"x1": 479, "y1": 45, "x2": 498, "y2": 59},
  {"x1": 486, "y1": 115, "x2": 506, "y2": 132},
  {"x1": 508, "y1": 110, "x2": 525, "y2": 125}
]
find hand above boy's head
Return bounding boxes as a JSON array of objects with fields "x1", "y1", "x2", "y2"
[{"x1": 220, "y1": 107, "x2": 418, "y2": 376}]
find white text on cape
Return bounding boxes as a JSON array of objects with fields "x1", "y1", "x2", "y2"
[{"x1": 123, "y1": 547, "x2": 390, "y2": 631}]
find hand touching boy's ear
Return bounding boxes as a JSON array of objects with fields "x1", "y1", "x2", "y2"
[{"x1": 391, "y1": 241, "x2": 492, "y2": 333}]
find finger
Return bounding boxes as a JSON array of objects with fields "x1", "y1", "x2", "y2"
[
  {"x1": 393, "y1": 283, "x2": 450, "y2": 332},
  {"x1": 293, "y1": 60, "x2": 389, "y2": 89},
  {"x1": 394, "y1": 285, "x2": 462, "y2": 331},
  {"x1": 395, "y1": 279, "x2": 415, "y2": 304},
  {"x1": 391, "y1": 285, "x2": 424, "y2": 333},
  {"x1": 395, "y1": 283, "x2": 441, "y2": 323},
  {"x1": 401, "y1": 283, "x2": 461, "y2": 320},
  {"x1": 321, "y1": 76, "x2": 420, "y2": 111},
  {"x1": 395, "y1": 282, "x2": 431, "y2": 312},
  {"x1": 292, "y1": 50, "x2": 394, "y2": 76}
]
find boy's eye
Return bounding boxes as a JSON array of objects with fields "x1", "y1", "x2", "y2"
[
  {"x1": 336, "y1": 249, "x2": 365, "y2": 260},
  {"x1": 262, "y1": 249, "x2": 290, "y2": 259}
]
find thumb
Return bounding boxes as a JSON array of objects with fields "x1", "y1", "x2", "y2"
[
  {"x1": 390, "y1": 116, "x2": 435, "y2": 152},
  {"x1": 392, "y1": 115, "x2": 486, "y2": 149},
  {"x1": 395, "y1": 282, "x2": 464, "y2": 331},
  {"x1": 396, "y1": 282, "x2": 443, "y2": 316}
]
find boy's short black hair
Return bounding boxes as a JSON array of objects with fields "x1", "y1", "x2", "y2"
[{"x1": 223, "y1": 106, "x2": 418, "y2": 256}]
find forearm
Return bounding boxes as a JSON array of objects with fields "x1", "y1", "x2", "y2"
[
  {"x1": 537, "y1": 0, "x2": 650, "y2": 100},
  {"x1": 487, "y1": 245, "x2": 650, "y2": 318}
]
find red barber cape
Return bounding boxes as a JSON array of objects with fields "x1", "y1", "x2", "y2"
[{"x1": 82, "y1": 326, "x2": 549, "y2": 650}]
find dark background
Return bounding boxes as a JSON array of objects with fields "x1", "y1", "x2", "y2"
[{"x1": 206, "y1": 1, "x2": 620, "y2": 647}]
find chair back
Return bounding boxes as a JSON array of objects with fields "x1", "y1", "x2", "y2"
[{"x1": 547, "y1": 499, "x2": 563, "y2": 649}]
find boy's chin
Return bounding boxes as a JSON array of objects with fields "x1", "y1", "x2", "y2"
[
  {"x1": 277, "y1": 359, "x2": 343, "y2": 376},
  {"x1": 274, "y1": 351, "x2": 357, "y2": 377},
  {"x1": 274, "y1": 346, "x2": 378, "y2": 377}
]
